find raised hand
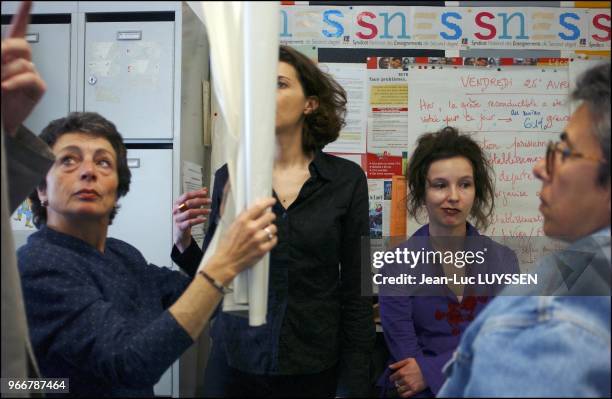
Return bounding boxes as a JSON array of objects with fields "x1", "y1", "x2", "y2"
[
  {"x1": 204, "y1": 197, "x2": 277, "y2": 285},
  {"x1": 1, "y1": 1, "x2": 47, "y2": 136},
  {"x1": 173, "y1": 187, "x2": 212, "y2": 252}
]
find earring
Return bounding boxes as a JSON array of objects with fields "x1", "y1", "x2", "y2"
[{"x1": 41, "y1": 200, "x2": 49, "y2": 207}]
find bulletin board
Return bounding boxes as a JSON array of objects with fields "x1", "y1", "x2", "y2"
[{"x1": 280, "y1": 2, "x2": 611, "y2": 240}]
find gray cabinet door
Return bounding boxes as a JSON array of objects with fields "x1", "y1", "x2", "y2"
[
  {"x1": 108, "y1": 148, "x2": 173, "y2": 270},
  {"x1": 84, "y1": 21, "x2": 174, "y2": 139},
  {"x1": 1, "y1": 23, "x2": 71, "y2": 135},
  {"x1": 107, "y1": 148, "x2": 175, "y2": 396}
]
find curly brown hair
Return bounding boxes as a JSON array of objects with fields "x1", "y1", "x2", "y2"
[
  {"x1": 406, "y1": 126, "x2": 495, "y2": 230},
  {"x1": 279, "y1": 45, "x2": 347, "y2": 154}
]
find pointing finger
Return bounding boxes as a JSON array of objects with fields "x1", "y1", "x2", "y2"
[{"x1": 8, "y1": 1, "x2": 32, "y2": 39}]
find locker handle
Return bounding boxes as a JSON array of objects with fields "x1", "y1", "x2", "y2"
[
  {"x1": 117, "y1": 31, "x2": 142, "y2": 41},
  {"x1": 127, "y1": 158, "x2": 140, "y2": 168},
  {"x1": 25, "y1": 33, "x2": 39, "y2": 43}
]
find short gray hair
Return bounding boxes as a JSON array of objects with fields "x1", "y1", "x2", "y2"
[{"x1": 571, "y1": 62, "x2": 610, "y2": 186}]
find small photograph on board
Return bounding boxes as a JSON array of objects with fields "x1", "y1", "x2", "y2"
[
  {"x1": 369, "y1": 202, "x2": 383, "y2": 238},
  {"x1": 384, "y1": 181, "x2": 392, "y2": 200},
  {"x1": 514, "y1": 57, "x2": 537, "y2": 66},
  {"x1": 402, "y1": 57, "x2": 415, "y2": 70},
  {"x1": 475, "y1": 57, "x2": 489, "y2": 66},
  {"x1": 378, "y1": 57, "x2": 390, "y2": 69},
  {"x1": 390, "y1": 57, "x2": 403, "y2": 69},
  {"x1": 12, "y1": 199, "x2": 35, "y2": 230}
]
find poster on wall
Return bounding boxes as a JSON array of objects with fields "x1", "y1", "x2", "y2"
[
  {"x1": 280, "y1": 6, "x2": 611, "y2": 51},
  {"x1": 368, "y1": 179, "x2": 389, "y2": 238},
  {"x1": 406, "y1": 65, "x2": 571, "y2": 241},
  {"x1": 366, "y1": 57, "x2": 410, "y2": 179},
  {"x1": 368, "y1": 177, "x2": 409, "y2": 238},
  {"x1": 319, "y1": 62, "x2": 368, "y2": 153},
  {"x1": 11, "y1": 200, "x2": 36, "y2": 231}
]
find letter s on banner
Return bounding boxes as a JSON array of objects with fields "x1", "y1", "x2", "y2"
[
  {"x1": 323, "y1": 10, "x2": 344, "y2": 38},
  {"x1": 356, "y1": 11, "x2": 378, "y2": 39},
  {"x1": 441, "y1": 12, "x2": 462, "y2": 40},
  {"x1": 559, "y1": 12, "x2": 580, "y2": 41},
  {"x1": 475, "y1": 11, "x2": 497, "y2": 40},
  {"x1": 592, "y1": 14, "x2": 611, "y2": 42}
]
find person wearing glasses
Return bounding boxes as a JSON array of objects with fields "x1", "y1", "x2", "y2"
[{"x1": 438, "y1": 63, "x2": 610, "y2": 397}]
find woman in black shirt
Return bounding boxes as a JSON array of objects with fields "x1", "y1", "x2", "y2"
[{"x1": 171, "y1": 45, "x2": 375, "y2": 397}]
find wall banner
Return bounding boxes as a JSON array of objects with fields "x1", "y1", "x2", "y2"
[{"x1": 280, "y1": 6, "x2": 610, "y2": 51}]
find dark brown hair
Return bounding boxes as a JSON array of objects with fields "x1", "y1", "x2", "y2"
[
  {"x1": 406, "y1": 126, "x2": 495, "y2": 230},
  {"x1": 29, "y1": 112, "x2": 131, "y2": 228},
  {"x1": 279, "y1": 45, "x2": 347, "y2": 154}
]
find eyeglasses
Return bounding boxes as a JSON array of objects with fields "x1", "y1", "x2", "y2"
[{"x1": 545, "y1": 140, "x2": 606, "y2": 178}]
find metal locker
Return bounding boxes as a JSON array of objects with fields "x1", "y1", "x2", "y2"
[
  {"x1": 84, "y1": 20, "x2": 175, "y2": 140},
  {"x1": 108, "y1": 148, "x2": 173, "y2": 273},
  {"x1": 1, "y1": 20, "x2": 71, "y2": 135},
  {"x1": 107, "y1": 148, "x2": 175, "y2": 397}
]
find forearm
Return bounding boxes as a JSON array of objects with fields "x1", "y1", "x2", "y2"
[
  {"x1": 170, "y1": 193, "x2": 276, "y2": 340},
  {"x1": 174, "y1": 235, "x2": 192, "y2": 253},
  {"x1": 4, "y1": 125, "x2": 54, "y2": 212},
  {"x1": 168, "y1": 255, "x2": 236, "y2": 340},
  {"x1": 100, "y1": 311, "x2": 194, "y2": 387},
  {"x1": 379, "y1": 296, "x2": 421, "y2": 360}
]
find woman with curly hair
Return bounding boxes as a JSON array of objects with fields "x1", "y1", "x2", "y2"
[
  {"x1": 172, "y1": 45, "x2": 375, "y2": 397},
  {"x1": 377, "y1": 127, "x2": 519, "y2": 398}
]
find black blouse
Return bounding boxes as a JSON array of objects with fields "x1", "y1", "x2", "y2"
[{"x1": 172, "y1": 150, "x2": 375, "y2": 396}]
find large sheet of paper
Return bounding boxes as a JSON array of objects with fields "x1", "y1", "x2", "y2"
[
  {"x1": 319, "y1": 63, "x2": 367, "y2": 154},
  {"x1": 366, "y1": 63, "x2": 409, "y2": 179},
  {"x1": 188, "y1": 2, "x2": 279, "y2": 326},
  {"x1": 407, "y1": 66, "x2": 570, "y2": 239}
]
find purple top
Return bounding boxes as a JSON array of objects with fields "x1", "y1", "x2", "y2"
[{"x1": 377, "y1": 223, "x2": 519, "y2": 397}]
